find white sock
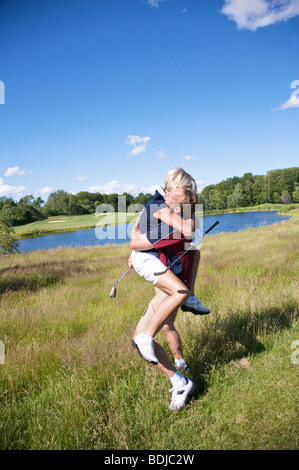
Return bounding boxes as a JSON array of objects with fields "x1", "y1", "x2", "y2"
[
  {"x1": 175, "y1": 358, "x2": 188, "y2": 370},
  {"x1": 170, "y1": 371, "x2": 187, "y2": 389}
]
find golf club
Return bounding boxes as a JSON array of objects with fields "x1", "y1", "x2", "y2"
[
  {"x1": 109, "y1": 267, "x2": 131, "y2": 298},
  {"x1": 154, "y1": 220, "x2": 219, "y2": 276}
]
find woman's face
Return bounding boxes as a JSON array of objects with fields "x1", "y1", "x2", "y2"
[{"x1": 165, "y1": 187, "x2": 185, "y2": 207}]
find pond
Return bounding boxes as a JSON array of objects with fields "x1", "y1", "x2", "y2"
[{"x1": 18, "y1": 210, "x2": 291, "y2": 252}]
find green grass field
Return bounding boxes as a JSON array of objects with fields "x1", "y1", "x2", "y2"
[{"x1": 0, "y1": 215, "x2": 298, "y2": 449}]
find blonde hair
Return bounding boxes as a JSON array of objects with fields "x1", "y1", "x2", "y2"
[{"x1": 164, "y1": 167, "x2": 198, "y2": 194}]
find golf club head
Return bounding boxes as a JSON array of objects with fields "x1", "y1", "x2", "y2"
[{"x1": 109, "y1": 285, "x2": 117, "y2": 298}]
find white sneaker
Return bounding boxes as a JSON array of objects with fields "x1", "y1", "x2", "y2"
[
  {"x1": 132, "y1": 333, "x2": 158, "y2": 365},
  {"x1": 181, "y1": 296, "x2": 210, "y2": 315},
  {"x1": 169, "y1": 379, "x2": 196, "y2": 411}
]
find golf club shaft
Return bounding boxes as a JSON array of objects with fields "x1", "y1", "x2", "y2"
[
  {"x1": 154, "y1": 220, "x2": 219, "y2": 276},
  {"x1": 203, "y1": 220, "x2": 219, "y2": 235},
  {"x1": 114, "y1": 267, "x2": 131, "y2": 286}
]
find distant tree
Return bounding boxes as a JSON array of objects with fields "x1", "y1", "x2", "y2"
[
  {"x1": 134, "y1": 192, "x2": 153, "y2": 206},
  {"x1": 230, "y1": 183, "x2": 244, "y2": 208},
  {"x1": 243, "y1": 180, "x2": 254, "y2": 206},
  {"x1": 106, "y1": 193, "x2": 119, "y2": 211},
  {"x1": 242, "y1": 172, "x2": 254, "y2": 183},
  {"x1": 16, "y1": 195, "x2": 45, "y2": 224},
  {"x1": 94, "y1": 200, "x2": 102, "y2": 210},
  {"x1": 252, "y1": 176, "x2": 267, "y2": 205},
  {"x1": 43, "y1": 190, "x2": 70, "y2": 216},
  {"x1": 265, "y1": 170, "x2": 282, "y2": 202},
  {"x1": 117, "y1": 194, "x2": 127, "y2": 212},
  {"x1": 42, "y1": 190, "x2": 87, "y2": 216},
  {"x1": 0, "y1": 211, "x2": 19, "y2": 254},
  {"x1": 67, "y1": 194, "x2": 87, "y2": 215},
  {"x1": 292, "y1": 185, "x2": 299, "y2": 203},
  {"x1": 281, "y1": 190, "x2": 291, "y2": 204},
  {"x1": 0, "y1": 195, "x2": 44, "y2": 226},
  {"x1": 208, "y1": 189, "x2": 225, "y2": 211},
  {"x1": 272, "y1": 192, "x2": 281, "y2": 203},
  {"x1": 280, "y1": 168, "x2": 299, "y2": 195},
  {"x1": 122, "y1": 192, "x2": 134, "y2": 210},
  {"x1": 197, "y1": 193, "x2": 208, "y2": 212}
]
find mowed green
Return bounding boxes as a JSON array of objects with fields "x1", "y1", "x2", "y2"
[
  {"x1": 0, "y1": 215, "x2": 298, "y2": 450},
  {"x1": 14, "y1": 212, "x2": 139, "y2": 238}
]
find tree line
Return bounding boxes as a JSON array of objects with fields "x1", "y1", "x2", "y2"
[
  {"x1": 198, "y1": 167, "x2": 299, "y2": 211},
  {"x1": 0, "y1": 167, "x2": 298, "y2": 229}
]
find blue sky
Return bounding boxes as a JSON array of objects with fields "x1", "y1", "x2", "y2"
[{"x1": 0, "y1": 0, "x2": 298, "y2": 200}]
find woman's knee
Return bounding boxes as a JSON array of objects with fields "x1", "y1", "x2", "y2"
[
  {"x1": 173, "y1": 288, "x2": 189, "y2": 305},
  {"x1": 161, "y1": 322, "x2": 175, "y2": 335}
]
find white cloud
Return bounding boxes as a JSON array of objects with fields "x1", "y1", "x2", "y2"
[
  {"x1": 125, "y1": 135, "x2": 150, "y2": 156},
  {"x1": 147, "y1": 0, "x2": 160, "y2": 7},
  {"x1": 221, "y1": 0, "x2": 299, "y2": 31},
  {"x1": 89, "y1": 180, "x2": 142, "y2": 195},
  {"x1": 142, "y1": 184, "x2": 160, "y2": 194},
  {"x1": 147, "y1": 0, "x2": 173, "y2": 7},
  {"x1": 33, "y1": 186, "x2": 55, "y2": 196},
  {"x1": 196, "y1": 180, "x2": 205, "y2": 192},
  {"x1": 89, "y1": 180, "x2": 160, "y2": 196},
  {"x1": 155, "y1": 150, "x2": 166, "y2": 158},
  {"x1": 77, "y1": 175, "x2": 90, "y2": 181},
  {"x1": 184, "y1": 155, "x2": 197, "y2": 160},
  {"x1": 274, "y1": 97, "x2": 299, "y2": 110},
  {"x1": 0, "y1": 176, "x2": 29, "y2": 197},
  {"x1": 4, "y1": 166, "x2": 26, "y2": 177}
]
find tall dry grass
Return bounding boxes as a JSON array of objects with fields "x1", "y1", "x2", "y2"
[{"x1": 0, "y1": 217, "x2": 298, "y2": 449}]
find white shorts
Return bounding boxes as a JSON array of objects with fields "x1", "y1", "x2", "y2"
[{"x1": 131, "y1": 250, "x2": 166, "y2": 285}]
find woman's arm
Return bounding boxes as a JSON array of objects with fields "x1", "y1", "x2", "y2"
[
  {"x1": 129, "y1": 214, "x2": 153, "y2": 250},
  {"x1": 153, "y1": 207, "x2": 194, "y2": 239}
]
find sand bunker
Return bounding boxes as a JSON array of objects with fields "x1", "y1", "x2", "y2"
[{"x1": 48, "y1": 218, "x2": 69, "y2": 223}]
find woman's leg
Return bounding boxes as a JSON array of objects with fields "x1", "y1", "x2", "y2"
[
  {"x1": 133, "y1": 317, "x2": 177, "y2": 377},
  {"x1": 189, "y1": 248, "x2": 200, "y2": 296},
  {"x1": 161, "y1": 322, "x2": 184, "y2": 361},
  {"x1": 142, "y1": 270, "x2": 189, "y2": 337},
  {"x1": 132, "y1": 290, "x2": 184, "y2": 378}
]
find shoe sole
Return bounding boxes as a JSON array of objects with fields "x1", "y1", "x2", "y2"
[
  {"x1": 132, "y1": 340, "x2": 158, "y2": 365},
  {"x1": 181, "y1": 305, "x2": 210, "y2": 315}
]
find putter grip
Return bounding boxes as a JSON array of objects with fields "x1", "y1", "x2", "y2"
[{"x1": 204, "y1": 220, "x2": 219, "y2": 235}]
